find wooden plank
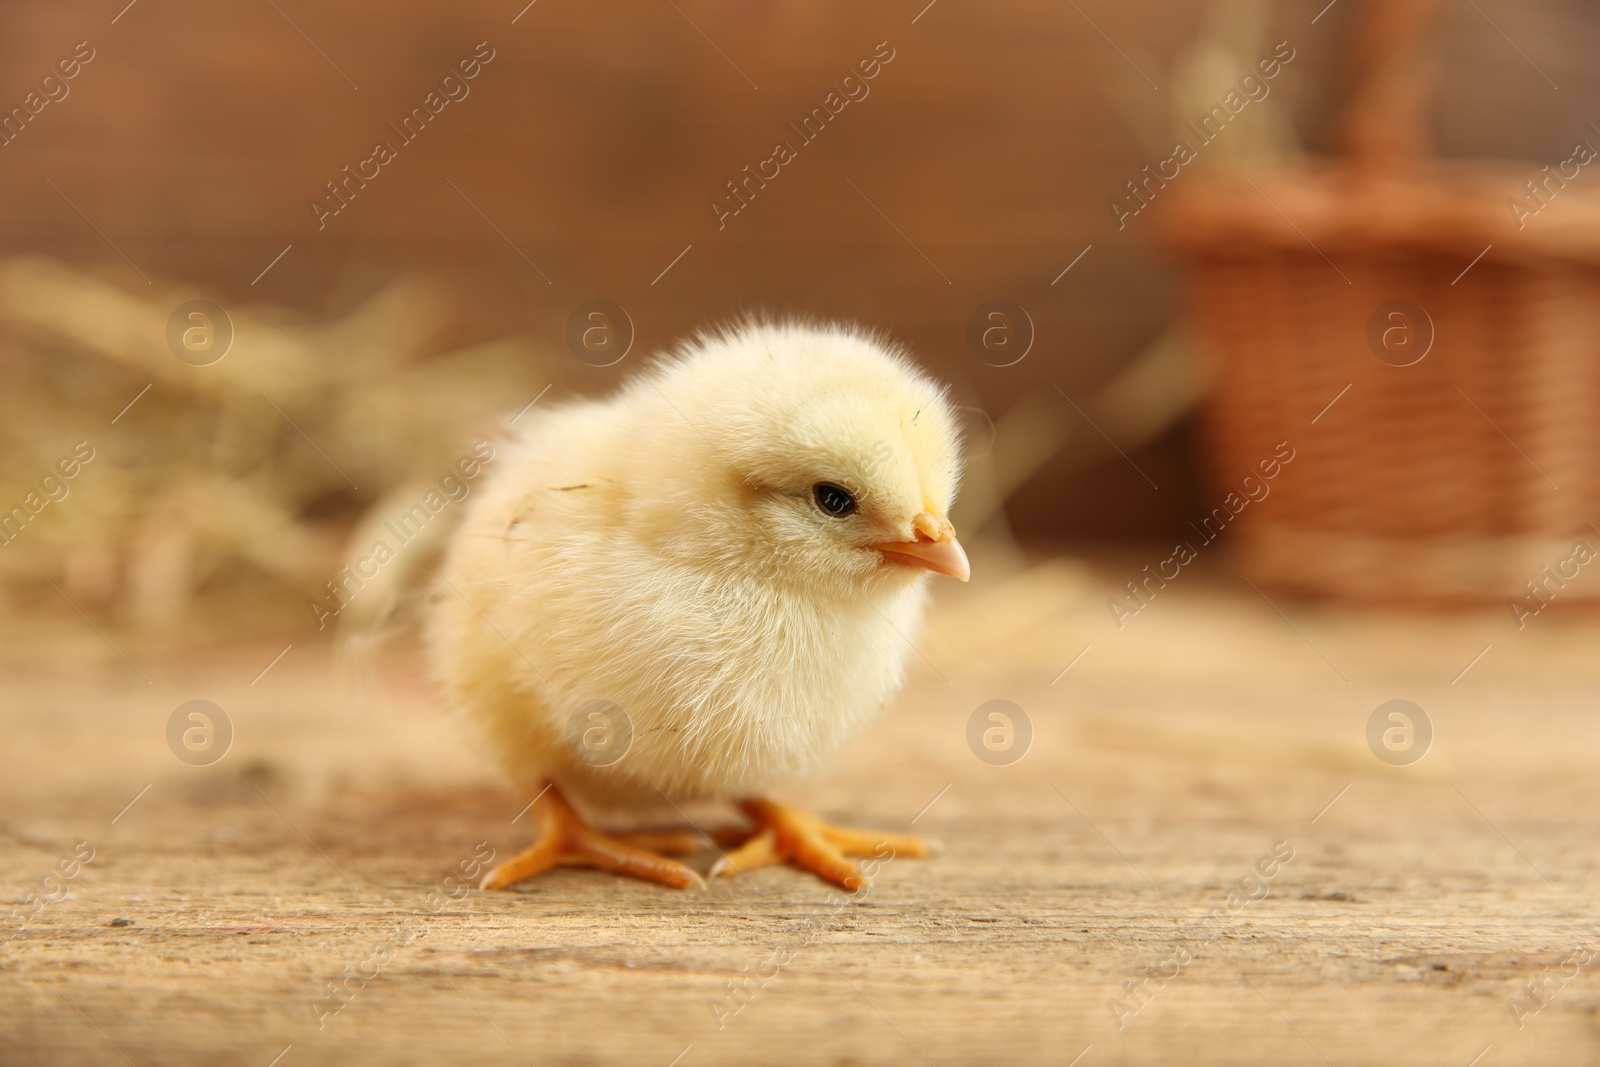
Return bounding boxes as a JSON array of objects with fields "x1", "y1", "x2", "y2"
[{"x1": 3, "y1": 549, "x2": 1597, "y2": 1063}]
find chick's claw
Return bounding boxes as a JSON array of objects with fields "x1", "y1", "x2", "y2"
[
  {"x1": 710, "y1": 827, "x2": 783, "y2": 881},
  {"x1": 481, "y1": 785, "x2": 704, "y2": 891},
  {"x1": 711, "y1": 797, "x2": 930, "y2": 891},
  {"x1": 818, "y1": 825, "x2": 934, "y2": 858}
]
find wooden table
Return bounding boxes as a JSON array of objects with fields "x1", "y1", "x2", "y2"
[{"x1": 3, "y1": 546, "x2": 1597, "y2": 1065}]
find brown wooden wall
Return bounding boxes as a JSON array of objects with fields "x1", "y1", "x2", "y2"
[{"x1": 1, "y1": 0, "x2": 1595, "y2": 538}]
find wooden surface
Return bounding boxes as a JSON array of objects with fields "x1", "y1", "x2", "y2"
[{"x1": 3, "y1": 544, "x2": 1599, "y2": 1065}]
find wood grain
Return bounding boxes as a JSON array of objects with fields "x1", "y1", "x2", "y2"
[{"x1": 3, "y1": 547, "x2": 1598, "y2": 1064}]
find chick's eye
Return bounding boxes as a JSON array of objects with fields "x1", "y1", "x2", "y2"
[{"x1": 812, "y1": 482, "x2": 857, "y2": 517}]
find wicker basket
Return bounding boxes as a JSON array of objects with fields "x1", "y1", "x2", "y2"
[{"x1": 1164, "y1": 0, "x2": 1600, "y2": 605}]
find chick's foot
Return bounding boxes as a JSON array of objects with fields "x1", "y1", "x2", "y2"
[
  {"x1": 481, "y1": 784, "x2": 704, "y2": 890},
  {"x1": 712, "y1": 797, "x2": 931, "y2": 891}
]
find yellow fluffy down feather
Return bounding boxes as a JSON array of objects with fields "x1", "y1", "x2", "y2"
[{"x1": 427, "y1": 320, "x2": 966, "y2": 823}]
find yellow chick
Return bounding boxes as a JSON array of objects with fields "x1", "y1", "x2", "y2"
[{"x1": 428, "y1": 320, "x2": 968, "y2": 891}]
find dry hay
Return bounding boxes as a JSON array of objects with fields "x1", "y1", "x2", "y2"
[{"x1": 0, "y1": 258, "x2": 561, "y2": 643}]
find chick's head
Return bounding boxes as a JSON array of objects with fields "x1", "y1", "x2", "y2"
[{"x1": 625, "y1": 321, "x2": 968, "y2": 591}]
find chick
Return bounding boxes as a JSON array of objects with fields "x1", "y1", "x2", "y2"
[{"x1": 428, "y1": 320, "x2": 968, "y2": 891}]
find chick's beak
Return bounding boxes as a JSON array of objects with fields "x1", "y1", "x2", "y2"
[{"x1": 870, "y1": 511, "x2": 971, "y2": 582}]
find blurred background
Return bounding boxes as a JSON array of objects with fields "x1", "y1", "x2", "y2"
[
  {"x1": 2, "y1": 0, "x2": 1598, "y2": 642},
  {"x1": 9, "y1": 5, "x2": 1600, "y2": 1063}
]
